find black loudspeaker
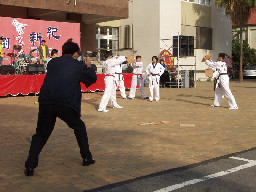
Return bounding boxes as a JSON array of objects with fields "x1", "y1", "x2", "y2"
[
  {"x1": 0, "y1": 65, "x2": 15, "y2": 75},
  {"x1": 26, "y1": 64, "x2": 45, "y2": 74}
]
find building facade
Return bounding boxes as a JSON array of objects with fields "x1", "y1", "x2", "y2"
[{"x1": 97, "y1": 0, "x2": 232, "y2": 80}]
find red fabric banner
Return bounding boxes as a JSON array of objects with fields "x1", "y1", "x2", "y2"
[{"x1": 0, "y1": 73, "x2": 134, "y2": 96}]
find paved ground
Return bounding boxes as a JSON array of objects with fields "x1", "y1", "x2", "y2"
[
  {"x1": 89, "y1": 148, "x2": 256, "y2": 192},
  {"x1": 0, "y1": 79, "x2": 255, "y2": 192}
]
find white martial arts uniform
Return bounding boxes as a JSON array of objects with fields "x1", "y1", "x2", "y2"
[
  {"x1": 128, "y1": 62, "x2": 147, "y2": 99},
  {"x1": 115, "y1": 63, "x2": 126, "y2": 99},
  {"x1": 98, "y1": 56, "x2": 126, "y2": 111},
  {"x1": 145, "y1": 63, "x2": 165, "y2": 101},
  {"x1": 205, "y1": 60, "x2": 238, "y2": 109}
]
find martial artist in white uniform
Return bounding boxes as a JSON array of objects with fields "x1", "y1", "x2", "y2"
[
  {"x1": 128, "y1": 56, "x2": 148, "y2": 99},
  {"x1": 98, "y1": 53, "x2": 126, "y2": 112},
  {"x1": 205, "y1": 53, "x2": 238, "y2": 109},
  {"x1": 145, "y1": 56, "x2": 165, "y2": 102},
  {"x1": 115, "y1": 62, "x2": 127, "y2": 99}
]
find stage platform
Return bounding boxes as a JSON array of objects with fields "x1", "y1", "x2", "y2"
[{"x1": 0, "y1": 73, "x2": 134, "y2": 96}]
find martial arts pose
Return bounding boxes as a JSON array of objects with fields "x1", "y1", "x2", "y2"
[
  {"x1": 98, "y1": 52, "x2": 126, "y2": 112},
  {"x1": 128, "y1": 56, "x2": 148, "y2": 99},
  {"x1": 205, "y1": 53, "x2": 238, "y2": 109},
  {"x1": 145, "y1": 56, "x2": 165, "y2": 102},
  {"x1": 24, "y1": 40, "x2": 97, "y2": 176},
  {"x1": 115, "y1": 61, "x2": 127, "y2": 99}
]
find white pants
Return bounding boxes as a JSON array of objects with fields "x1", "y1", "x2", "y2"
[
  {"x1": 129, "y1": 74, "x2": 147, "y2": 99},
  {"x1": 115, "y1": 74, "x2": 126, "y2": 99},
  {"x1": 214, "y1": 75, "x2": 238, "y2": 108},
  {"x1": 98, "y1": 76, "x2": 118, "y2": 110},
  {"x1": 148, "y1": 75, "x2": 160, "y2": 101}
]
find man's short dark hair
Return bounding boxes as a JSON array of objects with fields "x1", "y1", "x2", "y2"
[
  {"x1": 42, "y1": 40, "x2": 46, "y2": 43},
  {"x1": 218, "y1": 53, "x2": 226, "y2": 60},
  {"x1": 105, "y1": 51, "x2": 112, "y2": 59},
  {"x1": 136, "y1": 55, "x2": 141, "y2": 60},
  {"x1": 62, "y1": 40, "x2": 80, "y2": 55},
  {"x1": 51, "y1": 49, "x2": 58, "y2": 56},
  {"x1": 152, "y1": 56, "x2": 158, "y2": 62},
  {"x1": 0, "y1": 37, "x2": 4, "y2": 40}
]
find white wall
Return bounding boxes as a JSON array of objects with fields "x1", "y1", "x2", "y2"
[
  {"x1": 123, "y1": 0, "x2": 160, "y2": 65},
  {"x1": 159, "y1": 0, "x2": 181, "y2": 55},
  {"x1": 211, "y1": 0, "x2": 232, "y2": 60}
]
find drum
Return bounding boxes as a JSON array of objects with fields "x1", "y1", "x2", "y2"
[
  {"x1": 31, "y1": 58, "x2": 39, "y2": 62},
  {"x1": 18, "y1": 54, "x2": 25, "y2": 58},
  {"x1": 25, "y1": 55, "x2": 32, "y2": 63},
  {"x1": 13, "y1": 57, "x2": 28, "y2": 74}
]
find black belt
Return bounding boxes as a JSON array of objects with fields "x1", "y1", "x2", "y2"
[
  {"x1": 115, "y1": 73, "x2": 123, "y2": 81},
  {"x1": 220, "y1": 73, "x2": 228, "y2": 75},
  {"x1": 151, "y1": 74, "x2": 158, "y2": 76}
]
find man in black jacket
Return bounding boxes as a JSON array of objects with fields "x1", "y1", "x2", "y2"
[{"x1": 25, "y1": 40, "x2": 97, "y2": 176}]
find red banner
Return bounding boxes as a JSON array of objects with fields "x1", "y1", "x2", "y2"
[
  {"x1": 0, "y1": 16, "x2": 80, "y2": 65},
  {"x1": 0, "y1": 74, "x2": 134, "y2": 96}
]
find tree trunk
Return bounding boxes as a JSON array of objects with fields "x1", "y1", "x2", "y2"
[{"x1": 239, "y1": 26, "x2": 243, "y2": 82}]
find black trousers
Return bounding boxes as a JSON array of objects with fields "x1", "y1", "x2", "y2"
[
  {"x1": 160, "y1": 71, "x2": 170, "y2": 88},
  {"x1": 25, "y1": 104, "x2": 91, "y2": 169}
]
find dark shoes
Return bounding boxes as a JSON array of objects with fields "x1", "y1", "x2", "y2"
[
  {"x1": 24, "y1": 168, "x2": 34, "y2": 176},
  {"x1": 143, "y1": 97, "x2": 149, "y2": 99},
  {"x1": 83, "y1": 157, "x2": 95, "y2": 166},
  {"x1": 24, "y1": 158, "x2": 95, "y2": 176}
]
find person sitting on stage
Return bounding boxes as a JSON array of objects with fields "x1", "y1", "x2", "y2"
[
  {"x1": 98, "y1": 51, "x2": 126, "y2": 112},
  {"x1": 24, "y1": 40, "x2": 97, "y2": 176}
]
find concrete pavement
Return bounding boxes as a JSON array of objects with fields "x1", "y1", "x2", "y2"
[{"x1": 0, "y1": 80, "x2": 255, "y2": 192}]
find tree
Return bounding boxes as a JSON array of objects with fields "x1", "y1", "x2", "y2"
[
  {"x1": 232, "y1": 39, "x2": 256, "y2": 70},
  {"x1": 216, "y1": 0, "x2": 256, "y2": 82}
]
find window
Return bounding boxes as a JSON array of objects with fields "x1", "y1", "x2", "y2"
[
  {"x1": 182, "y1": 0, "x2": 210, "y2": 6},
  {"x1": 96, "y1": 26, "x2": 119, "y2": 60},
  {"x1": 100, "y1": 27, "x2": 108, "y2": 35},
  {"x1": 173, "y1": 36, "x2": 195, "y2": 57},
  {"x1": 196, "y1": 27, "x2": 212, "y2": 50}
]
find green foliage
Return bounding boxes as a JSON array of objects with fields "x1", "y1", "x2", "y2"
[
  {"x1": 216, "y1": 0, "x2": 256, "y2": 26},
  {"x1": 232, "y1": 38, "x2": 256, "y2": 69},
  {"x1": 217, "y1": 0, "x2": 256, "y2": 81}
]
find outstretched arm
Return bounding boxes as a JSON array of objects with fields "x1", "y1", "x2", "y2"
[
  {"x1": 106, "y1": 56, "x2": 126, "y2": 67},
  {"x1": 205, "y1": 60, "x2": 216, "y2": 68}
]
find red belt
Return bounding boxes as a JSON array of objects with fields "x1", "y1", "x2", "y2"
[
  {"x1": 134, "y1": 74, "x2": 143, "y2": 79},
  {"x1": 106, "y1": 74, "x2": 117, "y2": 87},
  {"x1": 106, "y1": 74, "x2": 115, "y2": 77}
]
